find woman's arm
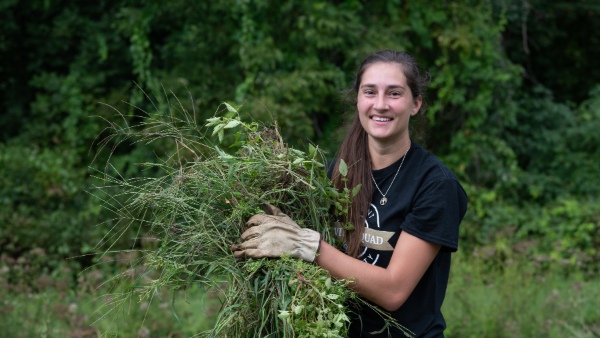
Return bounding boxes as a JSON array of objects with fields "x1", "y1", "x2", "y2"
[
  {"x1": 315, "y1": 231, "x2": 440, "y2": 312},
  {"x1": 231, "y1": 204, "x2": 441, "y2": 311}
]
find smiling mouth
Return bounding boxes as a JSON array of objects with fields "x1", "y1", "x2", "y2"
[{"x1": 372, "y1": 116, "x2": 392, "y2": 122}]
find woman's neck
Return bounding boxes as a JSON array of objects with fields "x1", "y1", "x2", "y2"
[{"x1": 369, "y1": 138, "x2": 411, "y2": 170}]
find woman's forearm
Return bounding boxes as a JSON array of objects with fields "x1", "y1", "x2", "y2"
[{"x1": 315, "y1": 232, "x2": 440, "y2": 312}]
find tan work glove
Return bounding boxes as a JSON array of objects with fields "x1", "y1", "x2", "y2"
[{"x1": 231, "y1": 204, "x2": 321, "y2": 262}]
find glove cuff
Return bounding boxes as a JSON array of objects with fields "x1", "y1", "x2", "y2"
[{"x1": 296, "y1": 228, "x2": 321, "y2": 262}]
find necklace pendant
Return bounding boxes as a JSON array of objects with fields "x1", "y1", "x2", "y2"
[{"x1": 380, "y1": 197, "x2": 388, "y2": 205}]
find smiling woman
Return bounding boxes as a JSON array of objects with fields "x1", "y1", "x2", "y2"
[
  {"x1": 357, "y1": 62, "x2": 422, "y2": 160},
  {"x1": 233, "y1": 50, "x2": 468, "y2": 337}
]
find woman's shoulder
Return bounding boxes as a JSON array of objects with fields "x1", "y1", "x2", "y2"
[{"x1": 409, "y1": 142, "x2": 460, "y2": 182}]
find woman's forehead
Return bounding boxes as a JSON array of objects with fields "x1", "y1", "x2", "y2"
[{"x1": 361, "y1": 62, "x2": 407, "y2": 86}]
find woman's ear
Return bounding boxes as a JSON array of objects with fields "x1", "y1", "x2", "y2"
[{"x1": 411, "y1": 95, "x2": 423, "y2": 116}]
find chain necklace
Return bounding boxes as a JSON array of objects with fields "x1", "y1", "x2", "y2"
[{"x1": 370, "y1": 148, "x2": 409, "y2": 206}]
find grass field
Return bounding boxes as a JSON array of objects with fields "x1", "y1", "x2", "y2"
[
  {"x1": 443, "y1": 253, "x2": 600, "y2": 338},
  {"x1": 1, "y1": 251, "x2": 598, "y2": 337}
]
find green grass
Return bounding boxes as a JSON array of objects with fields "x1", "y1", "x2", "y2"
[
  {"x1": 0, "y1": 277, "x2": 217, "y2": 337},
  {"x1": 444, "y1": 251, "x2": 600, "y2": 338},
  {"x1": 2, "y1": 251, "x2": 598, "y2": 337}
]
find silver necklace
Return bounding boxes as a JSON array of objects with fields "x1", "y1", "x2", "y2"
[{"x1": 370, "y1": 148, "x2": 409, "y2": 206}]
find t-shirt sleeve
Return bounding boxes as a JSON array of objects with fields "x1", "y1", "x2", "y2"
[{"x1": 400, "y1": 177, "x2": 467, "y2": 252}]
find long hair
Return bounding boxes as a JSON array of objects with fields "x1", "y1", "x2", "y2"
[{"x1": 332, "y1": 50, "x2": 429, "y2": 258}]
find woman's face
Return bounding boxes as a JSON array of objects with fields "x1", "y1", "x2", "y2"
[{"x1": 357, "y1": 62, "x2": 422, "y2": 147}]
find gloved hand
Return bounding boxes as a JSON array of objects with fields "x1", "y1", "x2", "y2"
[{"x1": 231, "y1": 204, "x2": 321, "y2": 262}]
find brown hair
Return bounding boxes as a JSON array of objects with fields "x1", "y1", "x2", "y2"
[{"x1": 332, "y1": 50, "x2": 429, "y2": 257}]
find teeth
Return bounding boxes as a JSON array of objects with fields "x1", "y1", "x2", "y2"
[{"x1": 372, "y1": 117, "x2": 391, "y2": 122}]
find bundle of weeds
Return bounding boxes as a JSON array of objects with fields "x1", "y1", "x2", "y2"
[{"x1": 93, "y1": 97, "x2": 410, "y2": 337}]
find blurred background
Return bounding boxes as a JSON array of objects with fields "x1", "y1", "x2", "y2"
[{"x1": 0, "y1": 0, "x2": 599, "y2": 337}]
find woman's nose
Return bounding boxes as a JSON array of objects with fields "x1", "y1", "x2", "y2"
[{"x1": 373, "y1": 94, "x2": 388, "y2": 111}]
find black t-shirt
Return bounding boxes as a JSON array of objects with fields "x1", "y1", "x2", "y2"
[{"x1": 337, "y1": 142, "x2": 468, "y2": 338}]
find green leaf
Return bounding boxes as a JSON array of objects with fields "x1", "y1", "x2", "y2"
[
  {"x1": 308, "y1": 143, "x2": 316, "y2": 156},
  {"x1": 214, "y1": 146, "x2": 232, "y2": 159},
  {"x1": 293, "y1": 305, "x2": 304, "y2": 315},
  {"x1": 325, "y1": 188, "x2": 339, "y2": 198},
  {"x1": 224, "y1": 120, "x2": 241, "y2": 129},
  {"x1": 218, "y1": 129, "x2": 225, "y2": 143},
  {"x1": 205, "y1": 117, "x2": 221, "y2": 127},
  {"x1": 351, "y1": 183, "x2": 362, "y2": 197},
  {"x1": 339, "y1": 159, "x2": 348, "y2": 177},
  {"x1": 223, "y1": 102, "x2": 237, "y2": 113},
  {"x1": 211, "y1": 124, "x2": 225, "y2": 137}
]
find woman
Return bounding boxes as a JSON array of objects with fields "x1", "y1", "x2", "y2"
[{"x1": 232, "y1": 50, "x2": 468, "y2": 337}]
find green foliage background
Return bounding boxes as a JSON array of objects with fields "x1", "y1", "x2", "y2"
[{"x1": 0, "y1": 0, "x2": 599, "y2": 335}]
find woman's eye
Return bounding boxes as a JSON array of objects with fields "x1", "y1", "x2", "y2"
[
  {"x1": 364, "y1": 90, "x2": 375, "y2": 96},
  {"x1": 389, "y1": 91, "x2": 402, "y2": 97}
]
